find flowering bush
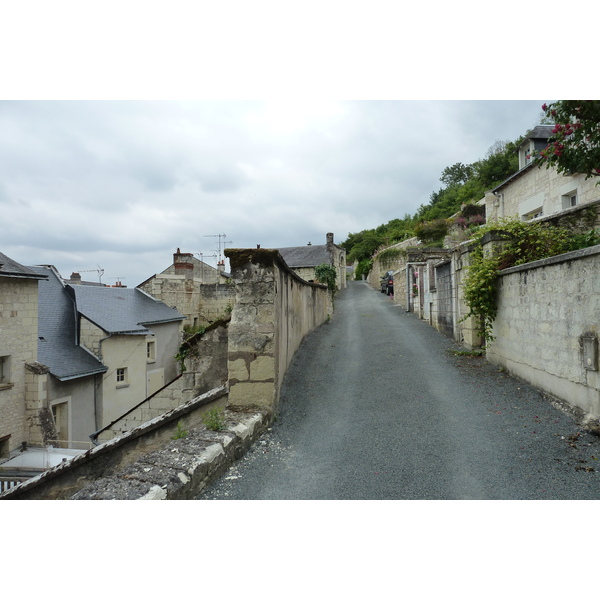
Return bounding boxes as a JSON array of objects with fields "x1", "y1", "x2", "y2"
[{"x1": 535, "y1": 101, "x2": 600, "y2": 180}]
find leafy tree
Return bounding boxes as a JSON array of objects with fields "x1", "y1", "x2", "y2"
[
  {"x1": 440, "y1": 162, "x2": 474, "y2": 187},
  {"x1": 535, "y1": 100, "x2": 600, "y2": 180},
  {"x1": 473, "y1": 139, "x2": 521, "y2": 189}
]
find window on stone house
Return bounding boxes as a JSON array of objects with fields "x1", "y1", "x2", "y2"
[
  {"x1": 0, "y1": 355, "x2": 10, "y2": 386},
  {"x1": 561, "y1": 190, "x2": 578, "y2": 210},
  {"x1": 0, "y1": 434, "x2": 10, "y2": 459},
  {"x1": 520, "y1": 142, "x2": 533, "y2": 169},
  {"x1": 147, "y1": 340, "x2": 156, "y2": 362},
  {"x1": 116, "y1": 367, "x2": 128, "y2": 385}
]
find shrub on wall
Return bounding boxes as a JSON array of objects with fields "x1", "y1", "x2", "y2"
[
  {"x1": 315, "y1": 263, "x2": 337, "y2": 291},
  {"x1": 414, "y1": 219, "x2": 449, "y2": 246},
  {"x1": 462, "y1": 218, "x2": 595, "y2": 342}
]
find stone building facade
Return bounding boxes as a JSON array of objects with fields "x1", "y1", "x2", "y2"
[
  {"x1": 0, "y1": 254, "x2": 47, "y2": 458},
  {"x1": 138, "y1": 250, "x2": 235, "y2": 328}
]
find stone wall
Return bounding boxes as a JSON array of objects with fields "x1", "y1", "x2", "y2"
[
  {"x1": 94, "y1": 318, "x2": 230, "y2": 443},
  {"x1": 488, "y1": 245, "x2": 600, "y2": 427},
  {"x1": 139, "y1": 269, "x2": 235, "y2": 328},
  {"x1": 0, "y1": 386, "x2": 271, "y2": 500},
  {"x1": 485, "y1": 165, "x2": 599, "y2": 222},
  {"x1": 0, "y1": 278, "x2": 40, "y2": 454},
  {"x1": 225, "y1": 248, "x2": 329, "y2": 412}
]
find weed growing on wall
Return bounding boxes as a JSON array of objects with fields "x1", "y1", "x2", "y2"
[
  {"x1": 461, "y1": 218, "x2": 595, "y2": 343},
  {"x1": 202, "y1": 407, "x2": 226, "y2": 431},
  {"x1": 172, "y1": 421, "x2": 188, "y2": 440}
]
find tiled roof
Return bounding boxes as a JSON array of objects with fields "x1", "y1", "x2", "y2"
[
  {"x1": 0, "y1": 252, "x2": 47, "y2": 280},
  {"x1": 30, "y1": 266, "x2": 107, "y2": 381},
  {"x1": 71, "y1": 285, "x2": 185, "y2": 334},
  {"x1": 277, "y1": 244, "x2": 331, "y2": 268}
]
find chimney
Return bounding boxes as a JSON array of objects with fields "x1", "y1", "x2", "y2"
[
  {"x1": 217, "y1": 260, "x2": 225, "y2": 272},
  {"x1": 70, "y1": 272, "x2": 82, "y2": 284},
  {"x1": 173, "y1": 248, "x2": 194, "y2": 279},
  {"x1": 326, "y1": 232, "x2": 334, "y2": 248}
]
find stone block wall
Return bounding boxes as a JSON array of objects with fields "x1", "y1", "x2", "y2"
[
  {"x1": 225, "y1": 248, "x2": 329, "y2": 413},
  {"x1": 0, "y1": 278, "x2": 40, "y2": 453},
  {"x1": 139, "y1": 275, "x2": 235, "y2": 328},
  {"x1": 94, "y1": 318, "x2": 230, "y2": 443},
  {"x1": 488, "y1": 245, "x2": 600, "y2": 425},
  {"x1": 485, "y1": 166, "x2": 599, "y2": 222}
]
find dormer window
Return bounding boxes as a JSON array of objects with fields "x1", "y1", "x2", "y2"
[{"x1": 519, "y1": 141, "x2": 534, "y2": 169}]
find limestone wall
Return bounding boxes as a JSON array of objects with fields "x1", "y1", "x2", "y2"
[
  {"x1": 139, "y1": 275, "x2": 235, "y2": 327},
  {"x1": 225, "y1": 248, "x2": 329, "y2": 412},
  {"x1": 94, "y1": 318, "x2": 230, "y2": 442},
  {"x1": 485, "y1": 165, "x2": 599, "y2": 222},
  {"x1": 488, "y1": 245, "x2": 600, "y2": 425},
  {"x1": 0, "y1": 278, "x2": 39, "y2": 454}
]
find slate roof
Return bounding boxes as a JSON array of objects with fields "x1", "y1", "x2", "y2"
[
  {"x1": 524, "y1": 125, "x2": 555, "y2": 140},
  {"x1": 30, "y1": 266, "x2": 107, "y2": 381},
  {"x1": 71, "y1": 285, "x2": 185, "y2": 334},
  {"x1": 277, "y1": 244, "x2": 331, "y2": 268},
  {"x1": 0, "y1": 252, "x2": 47, "y2": 280}
]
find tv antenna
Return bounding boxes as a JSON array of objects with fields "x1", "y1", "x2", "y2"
[
  {"x1": 78, "y1": 266, "x2": 105, "y2": 284},
  {"x1": 195, "y1": 252, "x2": 217, "y2": 282},
  {"x1": 203, "y1": 233, "x2": 233, "y2": 264}
]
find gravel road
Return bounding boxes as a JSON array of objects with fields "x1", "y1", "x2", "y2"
[{"x1": 199, "y1": 280, "x2": 600, "y2": 500}]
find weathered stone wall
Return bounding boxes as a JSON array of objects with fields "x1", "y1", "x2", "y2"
[
  {"x1": 0, "y1": 278, "x2": 40, "y2": 454},
  {"x1": 139, "y1": 274, "x2": 235, "y2": 327},
  {"x1": 95, "y1": 319, "x2": 230, "y2": 442},
  {"x1": 367, "y1": 237, "x2": 418, "y2": 292},
  {"x1": 225, "y1": 248, "x2": 329, "y2": 412},
  {"x1": 0, "y1": 386, "x2": 272, "y2": 500},
  {"x1": 488, "y1": 245, "x2": 600, "y2": 426}
]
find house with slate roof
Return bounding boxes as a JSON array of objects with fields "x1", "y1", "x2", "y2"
[
  {"x1": 71, "y1": 284, "x2": 185, "y2": 426},
  {"x1": 0, "y1": 253, "x2": 47, "y2": 459},
  {"x1": 29, "y1": 265, "x2": 107, "y2": 449},
  {"x1": 138, "y1": 249, "x2": 235, "y2": 328},
  {"x1": 277, "y1": 233, "x2": 347, "y2": 290},
  {"x1": 484, "y1": 125, "x2": 600, "y2": 222}
]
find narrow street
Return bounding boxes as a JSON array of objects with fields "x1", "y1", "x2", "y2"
[{"x1": 199, "y1": 281, "x2": 600, "y2": 500}]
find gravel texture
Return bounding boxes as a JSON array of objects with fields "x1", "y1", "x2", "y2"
[{"x1": 199, "y1": 281, "x2": 600, "y2": 500}]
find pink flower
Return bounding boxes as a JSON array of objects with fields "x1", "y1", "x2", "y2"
[{"x1": 542, "y1": 103, "x2": 548, "y2": 111}]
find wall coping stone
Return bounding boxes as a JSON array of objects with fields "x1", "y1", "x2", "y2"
[{"x1": 499, "y1": 243, "x2": 600, "y2": 276}]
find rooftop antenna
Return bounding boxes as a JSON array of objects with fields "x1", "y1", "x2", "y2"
[
  {"x1": 195, "y1": 252, "x2": 217, "y2": 282},
  {"x1": 203, "y1": 233, "x2": 233, "y2": 264},
  {"x1": 78, "y1": 266, "x2": 105, "y2": 284}
]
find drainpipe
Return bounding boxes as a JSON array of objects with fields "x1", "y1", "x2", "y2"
[{"x1": 493, "y1": 191, "x2": 504, "y2": 219}]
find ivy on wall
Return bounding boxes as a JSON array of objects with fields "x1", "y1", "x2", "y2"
[{"x1": 461, "y1": 218, "x2": 600, "y2": 342}]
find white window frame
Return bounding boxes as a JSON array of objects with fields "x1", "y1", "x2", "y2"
[
  {"x1": 561, "y1": 189, "x2": 578, "y2": 210},
  {"x1": 116, "y1": 367, "x2": 129, "y2": 387},
  {"x1": 146, "y1": 339, "x2": 156, "y2": 363},
  {"x1": 0, "y1": 355, "x2": 11, "y2": 388}
]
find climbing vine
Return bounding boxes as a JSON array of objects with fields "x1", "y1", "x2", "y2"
[
  {"x1": 315, "y1": 263, "x2": 337, "y2": 291},
  {"x1": 462, "y1": 218, "x2": 597, "y2": 343}
]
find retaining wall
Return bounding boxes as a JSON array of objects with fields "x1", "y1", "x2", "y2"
[{"x1": 488, "y1": 245, "x2": 600, "y2": 427}]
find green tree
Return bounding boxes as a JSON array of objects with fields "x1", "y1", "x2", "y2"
[
  {"x1": 440, "y1": 162, "x2": 474, "y2": 187},
  {"x1": 535, "y1": 100, "x2": 600, "y2": 180}
]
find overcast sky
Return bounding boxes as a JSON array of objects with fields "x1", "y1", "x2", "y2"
[{"x1": 1, "y1": 100, "x2": 548, "y2": 285}]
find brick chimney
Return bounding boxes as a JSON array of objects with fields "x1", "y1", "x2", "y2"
[
  {"x1": 174, "y1": 249, "x2": 194, "y2": 279},
  {"x1": 70, "y1": 272, "x2": 82, "y2": 284}
]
